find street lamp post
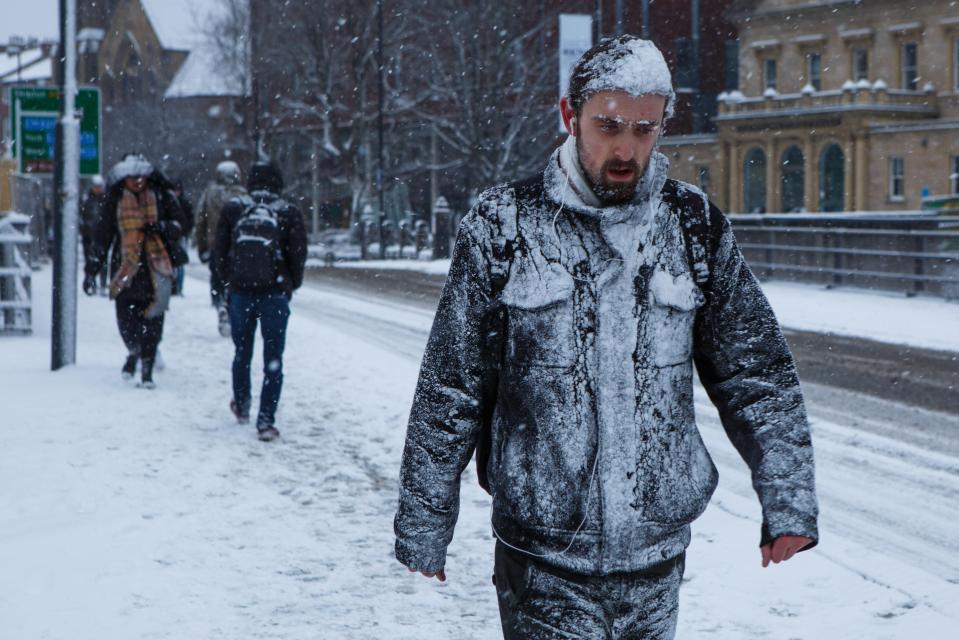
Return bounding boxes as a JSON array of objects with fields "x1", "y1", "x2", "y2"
[
  {"x1": 52, "y1": 0, "x2": 80, "y2": 370},
  {"x1": 377, "y1": 0, "x2": 386, "y2": 259}
]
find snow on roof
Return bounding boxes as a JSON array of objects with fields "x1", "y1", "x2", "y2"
[
  {"x1": 791, "y1": 34, "x2": 826, "y2": 44},
  {"x1": 140, "y1": 0, "x2": 221, "y2": 51},
  {"x1": 0, "y1": 54, "x2": 53, "y2": 83},
  {"x1": 164, "y1": 43, "x2": 247, "y2": 98},
  {"x1": 839, "y1": 27, "x2": 874, "y2": 40}
]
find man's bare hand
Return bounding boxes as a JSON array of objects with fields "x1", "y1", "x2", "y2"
[
  {"x1": 408, "y1": 566, "x2": 447, "y2": 582},
  {"x1": 761, "y1": 535, "x2": 813, "y2": 568}
]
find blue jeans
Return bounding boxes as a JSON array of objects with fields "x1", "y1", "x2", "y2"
[{"x1": 228, "y1": 291, "x2": 291, "y2": 428}]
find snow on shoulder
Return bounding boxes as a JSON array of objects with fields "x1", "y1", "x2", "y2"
[{"x1": 580, "y1": 37, "x2": 675, "y2": 118}]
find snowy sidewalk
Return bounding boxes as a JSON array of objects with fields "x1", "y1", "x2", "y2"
[
  {"x1": 331, "y1": 258, "x2": 959, "y2": 353},
  {"x1": 1, "y1": 267, "x2": 958, "y2": 639}
]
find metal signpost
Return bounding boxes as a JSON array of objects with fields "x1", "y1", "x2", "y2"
[{"x1": 6, "y1": 0, "x2": 90, "y2": 369}]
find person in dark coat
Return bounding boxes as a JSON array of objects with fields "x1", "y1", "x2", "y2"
[
  {"x1": 171, "y1": 179, "x2": 196, "y2": 296},
  {"x1": 393, "y1": 36, "x2": 819, "y2": 639},
  {"x1": 196, "y1": 161, "x2": 247, "y2": 336},
  {"x1": 79, "y1": 174, "x2": 108, "y2": 293},
  {"x1": 214, "y1": 161, "x2": 307, "y2": 441},
  {"x1": 83, "y1": 153, "x2": 187, "y2": 388}
]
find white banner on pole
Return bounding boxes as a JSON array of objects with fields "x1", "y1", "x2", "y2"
[{"x1": 559, "y1": 14, "x2": 593, "y2": 132}]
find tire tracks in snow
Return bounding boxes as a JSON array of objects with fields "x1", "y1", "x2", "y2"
[{"x1": 296, "y1": 275, "x2": 959, "y2": 615}]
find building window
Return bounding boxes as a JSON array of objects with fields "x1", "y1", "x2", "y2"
[
  {"x1": 744, "y1": 147, "x2": 768, "y2": 213},
  {"x1": 764, "y1": 58, "x2": 777, "y2": 91},
  {"x1": 902, "y1": 43, "x2": 918, "y2": 90},
  {"x1": 950, "y1": 156, "x2": 959, "y2": 195},
  {"x1": 954, "y1": 38, "x2": 959, "y2": 91},
  {"x1": 853, "y1": 48, "x2": 869, "y2": 82},
  {"x1": 889, "y1": 157, "x2": 905, "y2": 200},
  {"x1": 808, "y1": 53, "x2": 822, "y2": 90},
  {"x1": 725, "y1": 40, "x2": 740, "y2": 91},
  {"x1": 819, "y1": 144, "x2": 845, "y2": 212},
  {"x1": 781, "y1": 146, "x2": 805, "y2": 213}
]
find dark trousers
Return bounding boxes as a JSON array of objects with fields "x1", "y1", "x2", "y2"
[
  {"x1": 493, "y1": 543, "x2": 684, "y2": 639},
  {"x1": 228, "y1": 291, "x2": 290, "y2": 427},
  {"x1": 115, "y1": 299, "x2": 164, "y2": 362},
  {"x1": 82, "y1": 239, "x2": 107, "y2": 287}
]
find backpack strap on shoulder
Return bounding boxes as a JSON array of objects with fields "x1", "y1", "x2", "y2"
[{"x1": 662, "y1": 180, "x2": 711, "y2": 289}]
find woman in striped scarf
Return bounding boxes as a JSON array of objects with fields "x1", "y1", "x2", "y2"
[{"x1": 83, "y1": 153, "x2": 187, "y2": 389}]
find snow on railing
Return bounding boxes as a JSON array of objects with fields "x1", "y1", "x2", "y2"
[{"x1": 0, "y1": 212, "x2": 34, "y2": 335}]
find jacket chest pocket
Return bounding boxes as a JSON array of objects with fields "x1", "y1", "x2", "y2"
[
  {"x1": 647, "y1": 268, "x2": 704, "y2": 367},
  {"x1": 505, "y1": 296, "x2": 577, "y2": 369}
]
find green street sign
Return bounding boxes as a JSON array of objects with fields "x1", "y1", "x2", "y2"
[{"x1": 9, "y1": 86, "x2": 101, "y2": 176}]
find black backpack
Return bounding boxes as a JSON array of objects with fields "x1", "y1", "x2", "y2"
[{"x1": 230, "y1": 200, "x2": 282, "y2": 289}]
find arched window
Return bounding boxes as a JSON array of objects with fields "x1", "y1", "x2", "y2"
[
  {"x1": 781, "y1": 145, "x2": 805, "y2": 213},
  {"x1": 819, "y1": 144, "x2": 845, "y2": 212},
  {"x1": 743, "y1": 147, "x2": 767, "y2": 213}
]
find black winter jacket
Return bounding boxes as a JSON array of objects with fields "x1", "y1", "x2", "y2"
[
  {"x1": 213, "y1": 190, "x2": 308, "y2": 297},
  {"x1": 394, "y1": 149, "x2": 819, "y2": 576},
  {"x1": 85, "y1": 174, "x2": 187, "y2": 302},
  {"x1": 79, "y1": 190, "x2": 106, "y2": 243}
]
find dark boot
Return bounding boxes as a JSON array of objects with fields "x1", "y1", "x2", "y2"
[
  {"x1": 121, "y1": 354, "x2": 138, "y2": 380},
  {"x1": 230, "y1": 400, "x2": 250, "y2": 424},
  {"x1": 257, "y1": 425, "x2": 280, "y2": 442},
  {"x1": 139, "y1": 358, "x2": 156, "y2": 390}
]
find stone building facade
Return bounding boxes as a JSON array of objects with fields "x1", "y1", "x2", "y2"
[{"x1": 661, "y1": 0, "x2": 959, "y2": 213}]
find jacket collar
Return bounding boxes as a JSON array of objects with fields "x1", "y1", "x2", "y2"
[{"x1": 544, "y1": 136, "x2": 670, "y2": 225}]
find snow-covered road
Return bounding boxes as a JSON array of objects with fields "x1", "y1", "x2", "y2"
[{"x1": 1, "y1": 266, "x2": 958, "y2": 639}]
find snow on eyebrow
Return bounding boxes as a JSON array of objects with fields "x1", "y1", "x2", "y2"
[
  {"x1": 593, "y1": 115, "x2": 660, "y2": 128},
  {"x1": 582, "y1": 38, "x2": 675, "y2": 118}
]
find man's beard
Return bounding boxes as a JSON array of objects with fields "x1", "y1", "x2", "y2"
[{"x1": 575, "y1": 135, "x2": 647, "y2": 207}]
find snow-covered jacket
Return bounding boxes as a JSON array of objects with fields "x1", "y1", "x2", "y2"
[
  {"x1": 196, "y1": 180, "x2": 248, "y2": 258},
  {"x1": 394, "y1": 143, "x2": 819, "y2": 576}
]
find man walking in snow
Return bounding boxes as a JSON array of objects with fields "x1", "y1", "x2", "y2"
[
  {"x1": 394, "y1": 36, "x2": 818, "y2": 639},
  {"x1": 214, "y1": 161, "x2": 307, "y2": 442},
  {"x1": 196, "y1": 161, "x2": 248, "y2": 336},
  {"x1": 79, "y1": 174, "x2": 108, "y2": 294}
]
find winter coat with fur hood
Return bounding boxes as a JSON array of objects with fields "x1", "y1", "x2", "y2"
[{"x1": 394, "y1": 143, "x2": 819, "y2": 576}]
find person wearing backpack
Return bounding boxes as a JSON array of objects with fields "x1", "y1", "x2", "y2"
[
  {"x1": 214, "y1": 161, "x2": 307, "y2": 442},
  {"x1": 393, "y1": 36, "x2": 819, "y2": 639}
]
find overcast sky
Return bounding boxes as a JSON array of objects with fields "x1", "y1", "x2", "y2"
[{"x1": 1, "y1": 1, "x2": 58, "y2": 44}]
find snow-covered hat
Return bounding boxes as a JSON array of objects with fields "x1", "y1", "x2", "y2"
[
  {"x1": 215, "y1": 160, "x2": 241, "y2": 185},
  {"x1": 567, "y1": 35, "x2": 675, "y2": 119},
  {"x1": 107, "y1": 153, "x2": 154, "y2": 184},
  {"x1": 91, "y1": 174, "x2": 105, "y2": 187}
]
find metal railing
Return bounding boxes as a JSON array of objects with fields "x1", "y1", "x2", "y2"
[
  {"x1": 728, "y1": 212, "x2": 959, "y2": 299},
  {"x1": 8, "y1": 172, "x2": 50, "y2": 267},
  {"x1": 0, "y1": 212, "x2": 33, "y2": 335}
]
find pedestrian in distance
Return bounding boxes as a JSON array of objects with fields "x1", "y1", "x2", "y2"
[
  {"x1": 393, "y1": 35, "x2": 819, "y2": 639},
  {"x1": 214, "y1": 160, "x2": 307, "y2": 442},
  {"x1": 83, "y1": 153, "x2": 187, "y2": 389},
  {"x1": 79, "y1": 174, "x2": 108, "y2": 295},
  {"x1": 171, "y1": 178, "x2": 196, "y2": 296},
  {"x1": 196, "y1": 160, "x2": 248, "y2": 337}
]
